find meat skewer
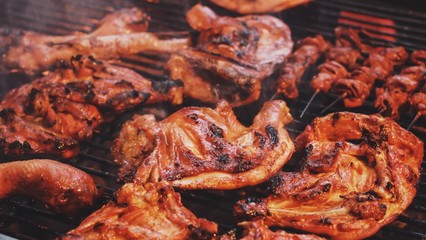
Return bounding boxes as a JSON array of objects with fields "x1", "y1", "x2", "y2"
[
  {"x1": 407, "y1": 85, "x2": 426, "y2": 130},
  {"x1": 1, "y1": 8, "x2": 189, "y2": 74},
  {"x1": 0, "y1": 159, "x2": 97, "y2": 216},
  {"x1": 234, "y1": 112, "x2": 424, "y2": 239},
  {"x1": 63, "y1": 182, "x2": 218, "y2": 239},
  {"x1": 299, "y1": 61, "x2": 349, "y2": 118},
  {"x1": 112, "y1": 100, "x2": 295, "y2": 189},
  {"x1": 276, "y1": 35, "x2": 330, "y2": 99}
]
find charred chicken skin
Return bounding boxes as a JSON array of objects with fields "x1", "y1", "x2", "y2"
[
  {"x1": 63, "y1": 182, "x2": 218, "y2": 240},
  {"x1": 0, "y1": 159, "x2": 97, "y2": 216},
  {"x1": 168, "y1": 4, "x2": 293, "y2": 107},
  {"x1": 209, "y1": 0, "x2": 311, "y2": 14},
  {"x1": 112, "y1": 100, "x2": 295, "y2": 190},
  {"x1": 234, "y1": 112, "x2": 423, "y2": 239},
  {"x1": 276, "y1": 35, "x2": 330, "y2": 99},
  {"x1": 0, "y1": 55, "x2": 183, "y2": 158},
  {"x1": 220, "y1": 220, "x2": 325, "y2": 240},
  {"x1": 0, "y1": 8, "x2": 189, "y2": 74}
]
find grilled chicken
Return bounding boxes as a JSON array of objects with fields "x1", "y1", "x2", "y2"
[
  {"x1": 220, "y1": 220, "x2": 325, "y2": 240},
  {"x1": 276, "y1": 35, "x2": 330, "y2": 99},
  {"x1": 168, "y1": 4, "x2": 293, "y2": 107},
  {"x1": 0, "y1": 8, "x2": 189, "y2": 74},
  {"x1": 209, "y1": 0, "x2": 311, "y2": 14},
  {"x1": 310, "y1": 61, "x2": 349, "y2": 93},
  {"x1": 0, "y1": 55, "x2": 183, "y2": 158},
  {"x1": 234, "y1": 112, "x2": 423, "y2": 239},
  {"x1": 63, "y1": 182, "x2": 218, "y2": 240},
  {"x1": 112, "y1": 100, "x2": 294, "y2": 190},
  {"x1": 0, "y1": 159, "x2": 97, "y2": 216}
]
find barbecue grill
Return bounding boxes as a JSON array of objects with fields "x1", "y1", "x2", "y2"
[{"x1": 0, "y1": 0, "x2": 425, "y2": 239}]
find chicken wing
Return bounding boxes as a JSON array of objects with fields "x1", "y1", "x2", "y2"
[
  {"x1": 234, "y1": 112, "x2": 423, "y2": 239},
  {"x1": 1, "y1": 8, "x2": 189, "y2": 74},
  {"x1": 112, "y1": 100, "x2": 294, "y2": 190},
  {"x1": 63, "y1": 182, "x2": 217, "y2": 239}
]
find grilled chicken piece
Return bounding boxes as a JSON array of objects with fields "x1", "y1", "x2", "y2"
[
  {"x1": 112, "y1": 100, "x2": 294, "y2": 189},
  {"x1": 221, "y1": 220, "x2": 325, "y2": 240},
  {"x1": 326, "y1": 47, "x2": 361, "y2": 70},
  {"x1": 0, "y1": 159, "x2": 97, "y2": 216},
  {"x1": 209, "y1": 0, "x2": 311, "y2": 14},
  {"x1": 276, "y1": 35, "x2": 330, "y2": 99},
  {"x1": 411, "y1": 86, "x2": 426, "y2": 121},
  {"x1": 0, "y1": 108, "x2": 79, "y2": 158},
  {"x1": 310, "y1": 61, "x2": 349, "y2": 93},
  {"x1": 63, "y1": 182, "x2": 218, "y2": 239},
  {"x1": 0, "y1": 56, "x2": 183, "y2": 158},
  {"x1": 364, "y1": 47, "x2": 408, "y2": 81},
  {"x1": 234, "y1": 112, "x2": 423, "y2": 239},
  {"x1": 168, "y1": 4, "x2": 293, "y2": 107},
  {"x1": 0, "y1": 8, "x2": 189, "y2": 74}
]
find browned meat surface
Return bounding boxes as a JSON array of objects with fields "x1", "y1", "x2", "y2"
[
  {"x1": 0, "y1": 55, "x2": 183, "y2": 158},
  {"x1": 410, "y1": 50, "x2": 426, "y2": 66},
  {"x1": 209, "y1": 0, "x2": 311, "y2": 14},
  {"x1": 168, "y1": 4, "x2": 293, "y2": 107},
  {"x1": 63, "y1": 182, "x2": 218, "y2": 240},
  {"x1": 0, "y1": 159, "x2": 97, "y2": 216},
  {"x1": 276, "y1": 35, "x2": 330, "y2": 99},
  {"x1": 0, "y1": 109, "x2": 79, "y2": 158},
  {"x1": 234, "y1": 112, "x2": 423, "y2": 239},
  {"x1": 112, "y1": 100, "x2": 294, "y2": 190},
  {"x1": 331, "y1": 67, "x2": 375, "y2": 108},
  {"x1": 220, "y1": 220, "x2": 325, "y2": 240},
  {"x1": 411, "y1": 86, "x2": 426, "y2": 122},
  {"x1": 375, "y1": 62, "x2": 426, "y2": 119},
  {"x1": 326, "y1": 47, "x2": 361, "y2": 70},
  {"x1": 0, "y1": 8, "x2": 189, "y2": 74},
  {"x1": 310, "y1": 61, "x2": 349, "y2": 93},
  {"x1": 364, "y1": 47, "x2": 408, "y2": 81}
]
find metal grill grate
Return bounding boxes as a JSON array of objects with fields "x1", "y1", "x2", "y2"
[{"x1": 0, "y1": 0, "x2": 425, "y2": 239}]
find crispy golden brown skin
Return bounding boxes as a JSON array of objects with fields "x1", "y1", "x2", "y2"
[
  {"x1": 234, "y1": 112, "x2": 423, "y2": 239},
  {"x1": 220, "y1": 220, "x2": 325, "y2": 240},
  {"x1": 0, "y1": 55, "x2": 183, "y2": 158},
  {"x1": 112, "y1": 100, "x2": 294, "y2": 190},
  {"x1": 63, "y1": 182, "x2": 218, "y2": 240},
  {"x1": 0, "y1": 8, "x2": 189, "y2": 74},
  {"x1": 0, "y1": 159, "x2": 97, "y2": 216},
  {"x1": 167, "y1": 4, "x2": 293, "y2": 107},
  {"x1": 209, "y1": 0, "x2": 311, "y2": 14}
]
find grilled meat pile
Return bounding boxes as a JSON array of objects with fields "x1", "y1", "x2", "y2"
[
  {"x1": 63, "y1": 182, "x2": 218, "y2": 239},
  {"x1": 234, "y1": 112, "x2": 424, "y2": 239},
  {"x1": 167, "y1": 4, "x2": 293, "y2": 107},
  {"x1": 209, "y1": 0, "x2": 311, "y2": 14},
  {"x1": 0, "y1": 8, "x2": 189, "y2": 74},
  {"x1": 0, "y1": 159, "x2": 97, "y2": 216},
  {"x1": 112, "y1": 100, "x2": 295, "y2": 189},
  {"x1": 220, "y1": 220, "x2": 325, "y2": 240},
  {"x1": 0, "y1": 55, "x2": 183, "y2": 158}
]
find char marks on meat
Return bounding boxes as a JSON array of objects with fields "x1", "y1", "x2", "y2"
[
  {"x1": 0, "y1": 56, "x2": 183, "y2": 158},
  {"x1": 63, "y1": 182, "x2": 217, "y2": 240},
  {"x1": 167, "y1": 4, "x2": 293, "y2": 107},
  {"x1": 234, "y1": 112, "x2": 423, "y2": 239},
  {"x1": 112, "y1": 100, "x2": 294, "y2": 190},
  {"x1": 0, "y1": 8, "x2": 189, "y2": 74}
]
